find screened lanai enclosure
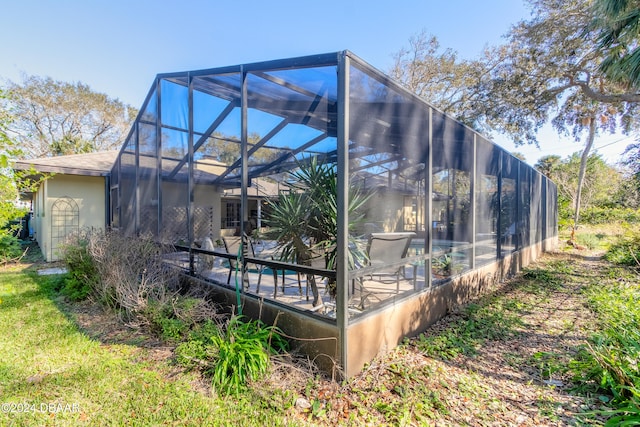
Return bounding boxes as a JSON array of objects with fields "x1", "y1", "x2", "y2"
[{"x1": 109, "y1": 51, "x2": 557, "y2": 378}]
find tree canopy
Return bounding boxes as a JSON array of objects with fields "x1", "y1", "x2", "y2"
[
  {"x1": 0, "y1": 89, "x2": 16, "y2": 168},
  {"x1": 3, "y1": 75, "x2": 137, "y2": 159},
  {"x1": 484, "y1": 0, "x2": 640, "y2": 226},
  {"x1": 480, "y1": 0, "x2": 640, "y2": 147},
  {"x1": 593, "y1": 0, "x2": 640, "y2": 89},
  {"x1": 389, "y1": 31, "x2": 488, "y2": 129},
  {"x1": 392, "y1": 0, "x2": 640, "y2": 228}
]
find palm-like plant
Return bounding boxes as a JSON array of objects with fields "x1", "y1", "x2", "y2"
[
  {"x1": 592, "y1": 0, "x2": 640, "y2": 88},
  {"x1": 265, "y1": 157, "x2": 370, "y2": 305}
]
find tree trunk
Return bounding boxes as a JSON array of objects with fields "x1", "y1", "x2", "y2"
[{"x1": 572, "y1": 116, "x2": 597, "y2": 238}]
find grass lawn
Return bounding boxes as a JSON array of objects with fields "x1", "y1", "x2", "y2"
[
  {"x1": 0, "y1": 266, "x2": 294, "y2": 427},
  {"x1": 1, "y1": 226, "x2": 638, "y2": 426}
]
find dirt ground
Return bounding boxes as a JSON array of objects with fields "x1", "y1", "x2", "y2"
[
  {"x1": 277, "y1": 249, "x2": 615, "y2": 426},
  {"x1": 36, "y1": 246, "x2": 619, "y2": 426}
]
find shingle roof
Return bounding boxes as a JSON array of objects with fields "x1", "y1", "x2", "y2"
[{"x1": 13, "y1": 151, "x2": 118, "y2": 177}]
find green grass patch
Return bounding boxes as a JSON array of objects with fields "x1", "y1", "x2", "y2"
[
  {"x1": 570, "y1": 271, "x2": 640, "y2": 424},
  {"x1": 0, "y1": 270, "x2": 295, "y2": 426},
  {"x1": 604, "y1": 231, "x2": 640, "y2": 267}
]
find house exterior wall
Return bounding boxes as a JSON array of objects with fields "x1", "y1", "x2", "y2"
[
  {"x1": 160, "y1": 181, "x2": 222, "y2": 241},
  {"x1": 33, "y1": 175, "x2": 106, "y2": 261},
  {"x1": 363, "y1": 192, "x2": 405, "y2": 233},
  {"x1": 31, "y1": 180, "x2": 45, "y2": 256}
]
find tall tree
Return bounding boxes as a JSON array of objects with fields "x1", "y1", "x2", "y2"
[
  {"x1": 480, "y1": 0, "x2": 640, "y2": 231},
  {"x1": 0, "y1": 89, "x2": 16, "y2": 204},
  {"x1": 0, "y1": 89, "x2": 28, "y2": 230},
  {"x1": 592, "y1": 0, "x2": 640, "y2": 88},
  {"x1": 389, "y1": 31, "x2": 490, "y2": 129},
  {"x1": 621, "y1": 140, "x2": 640, "y2": 191},
  {"x1": 3, "y1": 75, "x2": 137, "y2": 159},
  {"x1": 534, "y1": 154, "x2": 562, "y2": 179},
  {"x1": 0, "y1": 89, "x2": 16, "y2": 168}
]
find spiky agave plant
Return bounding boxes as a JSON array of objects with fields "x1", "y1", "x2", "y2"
[{"x1": 265, "y1": 157, "x2": 370, "y2": 303}]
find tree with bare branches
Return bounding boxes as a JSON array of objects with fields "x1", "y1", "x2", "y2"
[{"x1": 3, "y1": 75, "x2": 137, "y2": 159}]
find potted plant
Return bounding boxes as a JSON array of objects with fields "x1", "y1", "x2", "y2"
[{"x1": 432, "y1": 253, "x2": 453, "y2": 278}]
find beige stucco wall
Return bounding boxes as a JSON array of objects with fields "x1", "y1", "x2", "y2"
[
  {"x1": 364, "y1": 191, "x2": 406, "y2": 232},
  {"x1": 33, "y1": 175, "x2": 106, "y2": 261},
  {"x1": 161, "y1": 181, "x2": 222, "y2": 241}
]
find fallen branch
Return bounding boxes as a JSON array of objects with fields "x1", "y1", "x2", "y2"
[{"x1": 1, "y1": 245, "x2": 30, "y2": 268}]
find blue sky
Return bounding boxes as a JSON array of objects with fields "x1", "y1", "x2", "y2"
[{"x1": 0, "y1": 0, "x2": 632, "y2": 165}]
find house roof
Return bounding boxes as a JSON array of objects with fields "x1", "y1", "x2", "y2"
[
  {"x1": 224, "y1": 177, "x2": 285, "y2": 198},
  {"x1": 13, "y1": 151, "x2": 119, "y2": 177}
]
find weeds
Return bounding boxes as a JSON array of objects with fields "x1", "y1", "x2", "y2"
[
  {"x1": 414, "y1": 299, "x2": 523, "y2": 360},
  {"x1": 604, "y1": 230, "x2": 640, "y2": 267},
  {"x1": 575, "y1": 233, "x2": 602, "y2": 250},
  {"x1": 529, "y1": 351, "x2": 567, "y2": 380},
  {"x1": 175, "y1": 315, "x2": 288, "y2": 396},
  {"x1": 0, "y1": 232, "x2": 23, "y2": 264},
  {"x1": 570, "y1": 260, "x2": 640, "y2": 423},
  {"x1": 58, "y1": 230, "x2": 98, "y2": 300}
]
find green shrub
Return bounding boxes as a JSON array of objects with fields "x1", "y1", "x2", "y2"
[
  {"x1": 142, "y1": 296, "x2": 220, "y2": 342},
  {"x1": 0, "y1": 231, "x2": 22, "y2": 263},
  {"x1": 575, "y1": 233, "x2": 602, "y2": 250},
  {"x1": 158, "y1": 317, "x2": 188, "y2": 342},
  {"x1": 175, "y1": 315, "x2": 288, "y2": 395},
  {"x1": 604, "y1": 230, "x2": 640, "y2": 267},
  {"x1": 60, "y1": 275, "x2": 91, "y2": 301},
  {"x1": 175, "y1": 321, "x2": 222, "y2": 369},
  {"x1": 58, "y1": 233, "x2": 98, "y2": 301},
  {"x1": 570, "y1": 278, "x2": 640, "y2": 421},
  {"x1": 581, "y1": 207, "x2": 640, "y2": 225},
  {"x1": 142, "y1": 300, "x2": 189, "y2": 342},
  {"x1": 558, "y1": 198, "x2": 574, "y2": 229}
]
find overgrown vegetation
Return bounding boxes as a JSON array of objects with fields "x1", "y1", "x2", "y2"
[
  {"x1": 565, "y1": 228, "x2": 640, "y2": 425},
  {"x1": 0, "y1": 172, "x2": 28, "y2": 265},
  {"x1": 604, "y1": 228, "x2": 640, "y2": 267},
  {"x1": 59, "y1": 229, "x2": 221, "y2": 338},
  {"x1": 176, "y1": 315, "x2": 288, "y2": 396},
  {"x1": 57, "y1": 229, "x2": 290, "y2": 396},
  {"x1": 581, "y1": 207, "x2": 640, "y2": 225},
  {"x1": 413, "y1": 300, "x2": 524, "y2": 360},
  {"x1": 0, "y1": 271, "x2": 292, "y2": 426},
  {"x1": 57, "y1": 231, "x2": 98, "y2": 300},
  {"x1": 571, "y1": 279, "x2": 640, "y2": 425},
  {"x1": 0, "y1": 232, "x2": 23, "y2": 264}
]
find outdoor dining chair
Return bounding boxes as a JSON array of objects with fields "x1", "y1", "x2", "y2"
[{"x1": 222, "y1": 235, "x2": 269, "y2": 293}]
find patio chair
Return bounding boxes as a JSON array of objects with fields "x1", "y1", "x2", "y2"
[
  {"x1": 222, "y1": 235, "x2": 268, "y2": 293},
  {"x1": 364, "y1": 232, "x2": 415, "y2": 292},
  {"x1": 272, "y1": 245, "x2": 328, "y2": 308},
  {"x1": 273, "y1": 247, "x2": 321, "y2": 299}
]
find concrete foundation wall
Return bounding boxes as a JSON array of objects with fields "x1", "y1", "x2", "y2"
[
  {"x1": 187, "y1": 236, "x2": 556, "y2": 380},
  {"x1": 344, "y1": 236, "x2": 556, "y2": 377}
]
